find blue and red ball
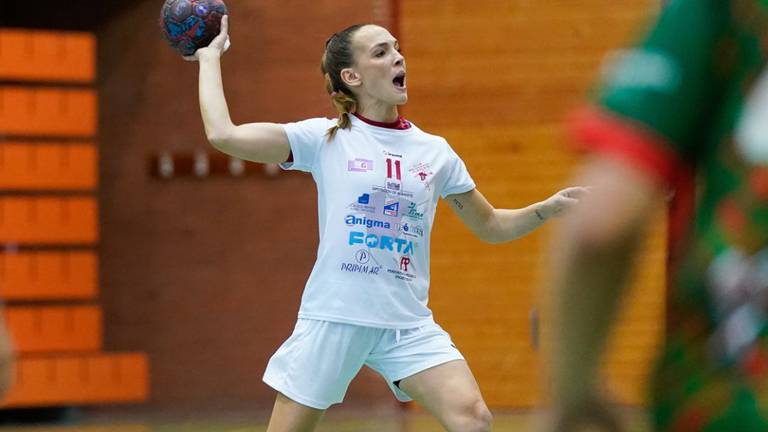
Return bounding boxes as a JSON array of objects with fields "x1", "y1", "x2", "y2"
[{"x1": 159, "y1": 0, "x2": 228, "y2": 56}]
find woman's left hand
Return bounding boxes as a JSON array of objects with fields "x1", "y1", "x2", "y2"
[{"x1": 539, "y1": 186, "x2": 590, "y2": 219}]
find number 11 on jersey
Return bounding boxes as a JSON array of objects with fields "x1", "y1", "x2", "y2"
[{"x1": 386, "y1": 158, "x2": 401, "y2": 180}]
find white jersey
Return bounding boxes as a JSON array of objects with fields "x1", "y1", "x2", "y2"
[{"x1": 280, "y1": 115, "x2": 475, "y2": 328}]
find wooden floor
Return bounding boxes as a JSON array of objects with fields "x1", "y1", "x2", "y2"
[{"x1": 0, "y1": 409, "x2": 650, "y2": 431}]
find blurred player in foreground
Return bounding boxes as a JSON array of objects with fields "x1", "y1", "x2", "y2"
[{"x1": 547, "y1": 0, "x2": 768, "y2": 430}]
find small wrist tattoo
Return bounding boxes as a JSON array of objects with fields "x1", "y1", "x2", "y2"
[
  {"x1": 535, "y1": 209, "x2": 545, "y2": 221},
  {"x1": 453, "y1": 199, "x2": 464, "y2": 210}
]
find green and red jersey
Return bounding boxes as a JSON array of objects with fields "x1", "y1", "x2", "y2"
[{"x1": 571, "y1": 0, "x2": 768, "y2": 430}]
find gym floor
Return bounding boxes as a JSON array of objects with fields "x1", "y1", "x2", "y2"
[{"x1": 0, "y1": 408, "x2": 650, "y2": 431}]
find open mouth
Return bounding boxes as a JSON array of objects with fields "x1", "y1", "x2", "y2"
[{"x1": 393, "y1": 71, "x2": 406, "y2": 90}]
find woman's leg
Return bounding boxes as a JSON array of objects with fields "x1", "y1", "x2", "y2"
[
  {"x1": 398, "y1": 360, "x2": 493, "y2": 432},
  {"x1": 263, "y1": 320, "x2": 383, "y2": 431},
  {"x1": 266, "y1": 392, "x2": 326, "y2": 432}
]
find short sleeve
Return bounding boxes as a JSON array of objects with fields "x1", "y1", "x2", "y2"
[
  {"x1": 440, "y1": 144, "x2": 476, "y2": 199},
  {"x1": 280, "y1": 118, "x2": 336, "y2": 172},
  {"x1": 597, "y1": 0, "x2": 730, "y2": 152},
  {"x1": 570, "y1": 0, "x2": 733, "y2": 185}
]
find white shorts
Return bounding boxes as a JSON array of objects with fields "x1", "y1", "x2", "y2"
[{"x1": 262, "y1": 319, "x2": 464, "y2": 410}]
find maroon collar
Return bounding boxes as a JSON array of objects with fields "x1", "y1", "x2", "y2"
[{"x1": 352, "y1": 112, "x2": 411, "y2": 130}]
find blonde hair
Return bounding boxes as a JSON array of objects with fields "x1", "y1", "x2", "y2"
[
  {"x1": 323, "y1": 73, "x2": 357, "y2": 140},
  {"x1": 321, "y1": 24, "x2": 368, "y2": 141}
]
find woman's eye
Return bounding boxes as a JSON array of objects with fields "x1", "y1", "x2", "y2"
[{"x1": 375, "y1": 51, "x2": 385, "y2": 57}]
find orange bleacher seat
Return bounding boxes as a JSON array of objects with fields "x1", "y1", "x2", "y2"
[
  {"x1": 0, "y1": 87, "x2": 97, "y2": 137},
  {"x1": 0, "y1": 197, "x2": 98, "y2": 244},
  {"x1": 0, "y1": 252, "x2": 97, "y2": 300},
  {"x1": 0, "y1": 143, "x2": 97, "y2": 190},
  {"x1": 6, "y1": 306, "x2": 102, "y2": 353},
  {"x1": 1, "y1": 353, "x2": 148, "y2": 407},
  {"x1": 0, "y1": 30, "x2": 95, "y2": 82}
]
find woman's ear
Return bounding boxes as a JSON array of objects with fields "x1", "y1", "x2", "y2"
[{"x1": 341, "y1": 68, "x2": 362, "y2": 89}]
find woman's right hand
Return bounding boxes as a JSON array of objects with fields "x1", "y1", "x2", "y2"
[{"x1": 184, "y1": 15, "x2": 231, "y2": 61}]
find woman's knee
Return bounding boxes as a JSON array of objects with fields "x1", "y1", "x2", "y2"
[
  {"x1": 472, "y1": 400, "x2": 493, "y2": 431},
  {"x1": 448, "y1": 399, "x2": 493, "y2": 432}
]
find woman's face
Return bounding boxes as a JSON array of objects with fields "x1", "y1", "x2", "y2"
[{"x1": 346, "y1": 25, "x2": 407, "y2": 107}]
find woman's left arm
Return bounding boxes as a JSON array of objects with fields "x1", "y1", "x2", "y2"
[{"x1": 445, "y1": 187, "x2": 588, "y2": 244}]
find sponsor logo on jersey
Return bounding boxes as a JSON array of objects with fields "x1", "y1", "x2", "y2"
[
  {"x1": 339, "y1": 249, "x2": 381, "y2": 275},
  {"x1": 386, "y1": 180, "x2": 401, "y2": 191},
  {"x1": 348, "y1": 158, "x2": 374, "y2": 172},
  {"x1": 396, "y1": 222, "x2": 424, "y2": 237},
  {"x1": 348, "y1": 193, "x2": 376, "y2": 213},
  {"x1": 399, "y1": 256, "x2": 412, "y2": 272},
  {"x1": 372, "y1": 185, "x2": 413, "y2": 198},
  {"x1": 354, "y1": 249, "x2": 371, "y2": 264},
  {"x1": 349, "y1": 231, "x2": 415, "y2": 254},
  {"x1": 383, "y1": 150, "x2": 403, "y2": 158},
  {"x1": 383, "y1": 199, "x2": 400, "y2": 217},
  {"x1": 601, "y1": 49, "x2": 680, "y2": 92},
  {"x1": 387, "y1": 268, "x2": 414, "y2": 281},
  {"x1": 341, "y1": 263, "x2": 381, "y2": 275},
  {"x1": 345, "y1": 215, "x2": 391, "y2": 229},
  {"x1": 405, "y1": 202, "x2": 424, "y2": 220},
  {"x1": 409, "y1": 162, "x2": 434, "y2": 185}
]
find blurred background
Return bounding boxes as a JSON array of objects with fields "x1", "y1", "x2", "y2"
[{"x1": 0, "y1": 0, "x2": 664, "y2": 430}]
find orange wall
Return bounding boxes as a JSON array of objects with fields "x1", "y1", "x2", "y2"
[{"x1": 401, "y1": 0, "x2": 663, "y2": 407}]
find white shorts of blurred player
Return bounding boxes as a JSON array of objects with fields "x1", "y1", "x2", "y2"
[{"x1": 263, "y1": 318, "x2": 464, "y2": 409}]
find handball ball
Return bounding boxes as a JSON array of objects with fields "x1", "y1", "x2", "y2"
[{"x1": 159, "y1": 0, "x2": 228, "y2": 56}]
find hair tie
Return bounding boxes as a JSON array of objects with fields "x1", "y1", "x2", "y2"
[{"x1": 330, "y1": 91, "x2": 338, "y2": 97}]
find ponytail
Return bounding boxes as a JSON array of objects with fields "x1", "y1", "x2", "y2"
[
  {"x1": 324, "y1": 73, "x2": 357, "y2": 140},
  {"x1": 321, "y1": 24, "x2": 367, "y2": 141}
]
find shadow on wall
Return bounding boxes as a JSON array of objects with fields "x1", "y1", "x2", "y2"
[{"x1": 4, "y1": 0, "x2": 124, "y2": 30}]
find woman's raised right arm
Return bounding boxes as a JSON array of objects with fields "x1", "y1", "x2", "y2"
[{"x1": 187, "y1": 16, "x2": 291, "y2": 164}]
